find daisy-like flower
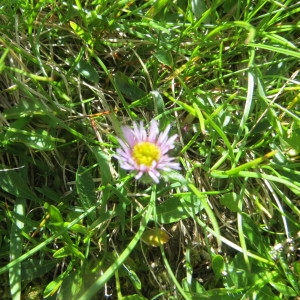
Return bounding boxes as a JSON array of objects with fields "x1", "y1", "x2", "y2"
[{"x1": 114, "y1": 120, "x2": 180, "y2": 183}]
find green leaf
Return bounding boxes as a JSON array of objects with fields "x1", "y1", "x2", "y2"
[
  {"x1": 212, "y1": 255, "x2": 225, "y2": 281},
  {"x1": 249, "y1": 43, "x2": 300, "y2": 59},
  {"x1": 188, "y1": 183, "x2": 221, "y2": 246},
  {"x1": 153, "y1": 50, "x2": 173, "y2": 67},
  {"x1": 114, "y1": 71, "x2": 147, "y2": 101},
  {"x1": 191, "y1": 0, "x2": 208, "y2": 19},
  {"x1": 182, "y1": 277, "x2": 205, "y2": 295},
  {"x1": 9, "y1": 198, "x2": 25, "y2": 300},
  {"x1": 69, "y1": 21, "x2": 94, "y2": 46},
  {"x1": 0, "y1": 167, "x2": 41, "y2": 203},
  {"x1": 45, "y1": 203, "x2": 64, "y2": 227},
  {"x1": 162, "y1": 169, "x2": 187, "y2": 184},
  {"x1": 242, "y1": 213, "x2": 270, "y2": 256},
  {"x1": 66, "y1": 58, "x2": 99, "y2": 83},
  {"x1": 220, "y1": 192, "x2": 240, "y2": 212},
  {"x1": 11, "y1": 211, "x2": 40, "y2": 228},
  {"x1": 124, "y1": 268, "x2": 142, "y2": 291},
  {"x1": 5, "y1": 127, "x2": 63, "y2": 150},
  {"x1": 226, "y1": 253, "x2": 254, "y2": 288},
  {"x1": 3, "y1": 99, "x2": 47, "y2": 119},
  {"x1": 155, "y1": 194, "x2": 202, "y2": 224},
  {"x1": 145, "y1": 0, "x2": 171, "y2": 18},
  {"x1": 21, "y1": 259, "x2": 60, "y2": 281},
  {"x1": 45, "y1": 203, "x2": 74, "y2": 245},
  {"x1": 150, "y1": 90, "x2": 165, "y2": 115},
  {"x1": 43, "y1": 262, "x2": 75, "y2": 298},
  {"x1": 90, "y1": 146, "x2": 112, "y2": 185},
  {"x1": 43, "y1": 271, "x2": 66, "y2": 298},
  {"x1": 35, "y1": 186, "x2": 62, "y2": 202},
  {"x1": 76, "y1": 166, "x2": 97, "y2": 222},
  {"x1": 256, "y1": 285, "x2": 281, "y2": 300},
  {"x1": 293, "y1": 261, "x2": 300, "y2": 277},
  {"x1": 53, "y1": 245, "x2": 85, "y2": 260},
  {"x1": 269, "y1": 282, "x2": 297, "y2": 297},
  {"x1": 281, "y1": 127, "x2": 300, "y2": 153},
  {"x1": 63, "y1": 222, "x2": 88, "y2": 235},
  {"x1": 278, "y1": 253, "x2": 300, "y2": 294},
  {"x1": 58, "y1": 269, "x2": 82, "y2": 300}
]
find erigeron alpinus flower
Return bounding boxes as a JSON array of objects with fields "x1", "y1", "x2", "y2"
[{"x1": 114, "y1": 120, "x2": 180, "y2": 183}]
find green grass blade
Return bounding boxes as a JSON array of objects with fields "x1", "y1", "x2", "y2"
[
  {"x1": 188, "y1": 183, "x2": 221, "y2": 246},
  {"x1": 9, "y1": 198, "x2": 25, "y2": 300}
]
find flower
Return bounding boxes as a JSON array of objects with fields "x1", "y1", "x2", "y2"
[{"x1": 114, "y1": 120, "x2": 180, "y2": 183}]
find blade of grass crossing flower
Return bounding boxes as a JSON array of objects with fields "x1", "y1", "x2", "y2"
[
  {"x1": 9, "y1": 198, "x2": 25, "y2": 300},
  {"x1": 77, "y1": 185, "x2": 156, "y2": 300},
  {"x1": 188, "y1": 183, "x2": 221, "y2": 246}
]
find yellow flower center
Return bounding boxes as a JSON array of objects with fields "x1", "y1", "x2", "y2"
[{"x1": 132, "y1": 142, "x2": 161, "y2": 167}]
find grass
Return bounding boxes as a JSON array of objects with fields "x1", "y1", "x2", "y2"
[{"x1": 0, "y1": 0, "x2": 300, "y2": 299}]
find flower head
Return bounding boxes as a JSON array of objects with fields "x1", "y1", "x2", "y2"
[{"x1": 114, "y1": 120, "x2": 180, "y2": 183}]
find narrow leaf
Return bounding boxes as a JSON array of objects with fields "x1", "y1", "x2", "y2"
[
  {"x1": 21, "y1": 259, "x2": 60, "y2": 281},
  {"x1": 9, "y1": 198, "x2": 25, "y2": 300},
  {"x1": 114, "y1": 71, "x2": 147, "y2": 101},
  {"x1": 220, "y1": 192, "x2": 240, "y2": 212},
  {"x1": 0, "y1": 167, "x2": 41, "y2": 203},
  {"x1": 76, "y1": 166, "x2": 97, "y2": 222},
  {"x1": 53, "y1": 245, "x2": 85, "y2": 260},
  {"x1": 155, "y1": 194, "x2": 202, "y2": 224},
  {"x1": 212, "y1": 255, "x2": 225, "y2": 281},
  {"x1": 188, "y1": 183, "x2": 221, "y2": 246},
  {"x1": 66, "y1": 58, "x2": 99, "y2": 83}
]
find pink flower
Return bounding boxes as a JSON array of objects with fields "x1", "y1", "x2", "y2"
[{"x1": 114, "y1": 120, "x2": 180, "y2": 183}]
